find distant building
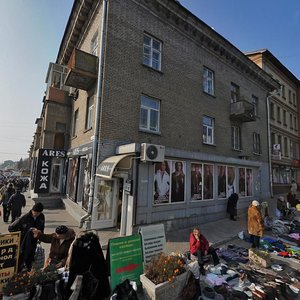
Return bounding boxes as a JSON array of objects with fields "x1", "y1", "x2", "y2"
[
  {"x1": 31, "y1": 0, "x2": 279, "y2": 234},
  {"x1": 246, "y1": 50, "x2": 300, "y2": 195}
]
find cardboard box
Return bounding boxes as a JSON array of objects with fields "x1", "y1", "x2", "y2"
[{"x1": 249, "y1": 248, "x2": 271, "y2": 268}]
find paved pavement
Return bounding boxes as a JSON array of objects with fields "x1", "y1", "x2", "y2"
[{"x1": 0, "y1": 191, "x2": 282, "y2": 259}]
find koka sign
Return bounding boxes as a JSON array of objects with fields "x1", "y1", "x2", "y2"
[{"x1": 34, "y1": 149, "x2": 66, "y2": 193}]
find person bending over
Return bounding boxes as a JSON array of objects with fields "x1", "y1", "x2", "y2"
[{"x1": 189, "y1": 227, "x2": 220, "y2": 275}]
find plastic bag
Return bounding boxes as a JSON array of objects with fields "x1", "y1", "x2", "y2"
[
  {"x1": 111, "y1": 279, "x2": 138, "y2": 300},
  {"x1": 33, "y1": 242, "x2": 45, "y2": 270}
]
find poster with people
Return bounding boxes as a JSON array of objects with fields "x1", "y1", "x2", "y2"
[
  {"x1": 191, "y1": 163, "x2": 202, "y2": 200},
  {"x1": 154, "y1": 161, "x2": 171, "y2": 204},
  {"x1": 246, "y1": 168, "x2": 253, "y2": 196},
  {"x1": 227, "y1": 166, "x2": 235, "y2": 197},
  {"x1": 238, "y1": 168, "x2": 246, "y2": 197},
  {"x1": 171, "y1": 161, "x2": 186, "y2": 202},
  {"x1": 203, "y1": 164, "x2": 213, "y2": 199},
  {"x1": 217, "y1": 165, "x2": 226, "y2": 198}
]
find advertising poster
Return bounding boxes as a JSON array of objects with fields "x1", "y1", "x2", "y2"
[
  {"x1": 109, "y1": 235, "x2": 143, "y2": 290},
  {"x1": 0, "y1": 232, "x2": 21, "y2": 292}
]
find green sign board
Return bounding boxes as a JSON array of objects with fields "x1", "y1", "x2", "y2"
[{"x1": 109, "y1": 234, "x2": 143, "y2": 290}]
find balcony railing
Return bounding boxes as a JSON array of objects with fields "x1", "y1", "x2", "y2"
[
  {"x1": 65, "y1": 48, "x2": 98, "y2": 90},
  {"x1": 230, "y1": 99, "x2": 256, "y2": 122}
]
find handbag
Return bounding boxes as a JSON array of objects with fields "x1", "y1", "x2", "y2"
[
  {"x1": 33, "y1": 242, "x2": 45, "y2": 270},
  {"x1": 181, "y1": 271, "x2": 198, "y2": 300}
]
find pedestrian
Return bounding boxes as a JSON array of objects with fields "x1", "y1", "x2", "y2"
[
  {"x1": 0, "y1": 183, "x2": 15, "y2": 222},
  {"x1": 8, "y1": 202, "x2": 45, "y2": 271},
  {"x1": 7, "y1": 189, "x2": 26, "y2": 222},
  {"x1": 290, "y1": 180, "x2": 297, "y2": 196},
  {"x1": 227, "y1": 192, "x2": 239, "y2": 221},
  {"x1": 32, "y1": 225, "x2": 76, "y2": 269},
  {"x1": 189, "y1": 227, "x2": 220, "y2": 275},
  {"x1": 248, "y1": 200, "x2": 264, "y2": 248}
]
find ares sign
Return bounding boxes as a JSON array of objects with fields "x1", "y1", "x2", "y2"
[{"x1": 34, "y1": 148, "x2": 66, "y2": 193}]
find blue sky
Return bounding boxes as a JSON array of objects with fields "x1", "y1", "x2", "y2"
[{"x1": 0, "y1": 0, "x2": 299, "y2": 163}]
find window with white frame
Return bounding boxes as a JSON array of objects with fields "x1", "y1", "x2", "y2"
[
  {"x1": 203, "y1": 67, "x2": 215, "y2": 95},
  {"x1": 252, "y1": 95, "x2": 258, "y2": 117},
  {"x1": 72, "y1": 109, "x2": 79, "y2": 137},
  {"x1": 85, "y1": 96, "x2": 94, "y2": 129},
  {"x1": 143, "y1": 34, "x2": 162, "y2": 71},
  {"x1": 253, "y1": 132, "x2": 261, "y2": 154},
  {"x1": 230, "y1": 83, "x2": 239, "y2": 103},
  {"x1": 231, "y1": 125, "x2": 241, "y2": 150},
  {"x1": 203, "y1": 116, "x2": 214, "y2": 145},
  {"x1": 139, "y1": 95, "x2": 160, "y2": 132},
  {"x1": 91, "y1": 32, "x2": 98, "y2": 56}
]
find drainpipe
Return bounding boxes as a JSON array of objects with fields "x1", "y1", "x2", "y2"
[
  {"x1": 80, "y1": 0, "x2": 108, "y2": 228},
  {"x1": 266, "y1": 94, "x2": 273, "y2": 198}
]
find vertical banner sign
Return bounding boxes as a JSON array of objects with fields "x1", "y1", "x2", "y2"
[
  {"x1": 109, "y1": 235, "x2": 143, "y2": 290},
  {"x1": 34, "y1": 149, "x2": 66, "y2": 193},
  {"x1": 0, "y1": 232, "x2": 21, "y2": 292},
  {"x1": 139, "y1": 224, "x2": 166, "y2": 264}
]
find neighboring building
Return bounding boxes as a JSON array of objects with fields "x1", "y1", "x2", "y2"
[
  {"x1": 31, "y1": 0, "x2": 278, "y2": 235},
  {"x1": 30, "y1": 63, "x2": 72, "y2": 206},
  {"x1": 246, "y1": 50, "x2": 300, "y2": 195}
]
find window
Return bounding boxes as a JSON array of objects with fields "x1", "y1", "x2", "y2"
[
  {"x1": 270, "y1": 102, "x2": 275, "y2": 119},
  {"x1": 278, "y1": 135, "x2": 282, "y2": 152},
  {"x1": 231, "y1": 125, "x2": 241, "y2": 150},
  {"x1": 203, "y1": 116, "x2": 214, "y2": 145},
  {"x1": 293, "y1": 93, "x2": 296, "y2": 107},
  {"x1": 252, "y1": 95, "x2": 258, "y2": 116},
  {"x1": 294, "y1": 116, "x2": 297, "y2": 131},
  {"x1": 290, "y1": 114, "x2": 293, "y2": 129},
  {"x1": 271, "y1": 132, "x2": 275, "y2": 148},
  {"x1": 253, "y1": 132, "x2": 261, "y2": 154},
  {"x1": 143, "y1": 34, "x2": 162, "y2": 71},
  {"x1": 277, "y1": 106, "x2": 281, "y2": 123},
  {"x1": 283, "y1": 110, "x2": 287, "y2": 125},
  {"x1": 203, "y1": 67, "x2": 215, "y2": 95},
  {"x1": 282, "y1": 84, "x2": 286, "y2": 98},
  {"x1": 284, "y1": 137, "x2": 288, "y2": 157},
  {"x1": 139, "y1": 95, "x2": 160, "y2": 132},
  {"x1": 91, "y1": 32, "x2": 98, "y2": 55},
  {"x1": 288, "y1": 90, "x2": 292, "y2": 103},
  {"x1": 72, "y1": 109, "x2": 79, "y2": 137},
  {"x1": 230, "y1": 83, "x2": 239, "y2": 103},
  {"x1": 85, "y1": 96, "x2": 94, "y2": 129}
]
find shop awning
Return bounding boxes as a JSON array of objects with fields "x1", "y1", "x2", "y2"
[{"x1": 96, "y1": 154, "x2": 133, "y2": 179}]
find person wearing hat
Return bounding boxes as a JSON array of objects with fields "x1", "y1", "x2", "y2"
[
  {"x1": 32, "y1": 225, "x2": 76, "y2": 269},
  {"x1": 247, "y1": 200, "x2": 264, "y2": 248},
  {"x1": 8, "y1": 202, "x2": 45, "y2": 271}
]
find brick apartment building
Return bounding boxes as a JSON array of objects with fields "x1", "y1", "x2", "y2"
[
  {"x1": 246, "y1": 50, "x2": 300, "y2": 196},
  {"x1": 31, "y1": 0, "x2": 280, "y2": 235}
]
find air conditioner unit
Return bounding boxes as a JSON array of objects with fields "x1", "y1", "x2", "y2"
[{"x1": 140, "y1": 143, "x2": 165, "y2": 162}]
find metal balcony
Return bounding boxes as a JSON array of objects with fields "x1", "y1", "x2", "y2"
[
  {"x1": 65, "y1": 48, "x2": 98, "y2": 90},
  {"x1": 230, "y1": 100, "x2": 256, "y2": 122}
]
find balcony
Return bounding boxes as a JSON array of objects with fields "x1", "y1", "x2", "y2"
[
  {"x1": 230, "y1": 99, "x2": 256, "y2": 122},
  {"x1": 65, "y1": 48, "x2": 98, "y2": 90}
]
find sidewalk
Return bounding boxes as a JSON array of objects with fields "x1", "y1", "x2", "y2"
[{"x1": 0, "y1": 193, "x2": 279, "y2": 258}]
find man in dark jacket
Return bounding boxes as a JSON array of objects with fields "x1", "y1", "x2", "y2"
[
  {"x1": 8, "y1": 202, "x2": 45, "y2": 271},
  {"x1": 33, "y1": 225, "x2": 76, "y2": 269},
  {"x1": 7, "y1": 189, "x2": 26, "y2": 222},
  {"x1": 0, "y1": 183, "x2": 15, "y2": 222},
  {"x1": 227, "y1": 193, "x2": 239, "y2": 221}
]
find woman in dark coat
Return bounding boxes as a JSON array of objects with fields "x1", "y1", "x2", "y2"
[
  {"x1": 227, "y1": 193, "x2": 239, "y2": 221},
  {"x1": 33, "y1": 225, "x2": 76, "y2": 269},
  {"x1": 65, "y1": 231, "x2": 110, "y2": 299}
]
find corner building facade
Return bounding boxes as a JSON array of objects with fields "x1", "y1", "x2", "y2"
[{"x1": 45, "y1": 0, "x2": 279, "y2": 234}]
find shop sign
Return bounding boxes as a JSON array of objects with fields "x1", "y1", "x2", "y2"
[
  {"x1": 34, "y1": 148, "x2": 66, "y2": 193},
  {"x1": 108, "y1": 235, "x2": 143, "y2": 290},
  {"x1": 139, "y1": 224, "x2": 166, "y2": 263},
  {"x1": 0, "y1": 232, "x2": 20, "y2": 292}
]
